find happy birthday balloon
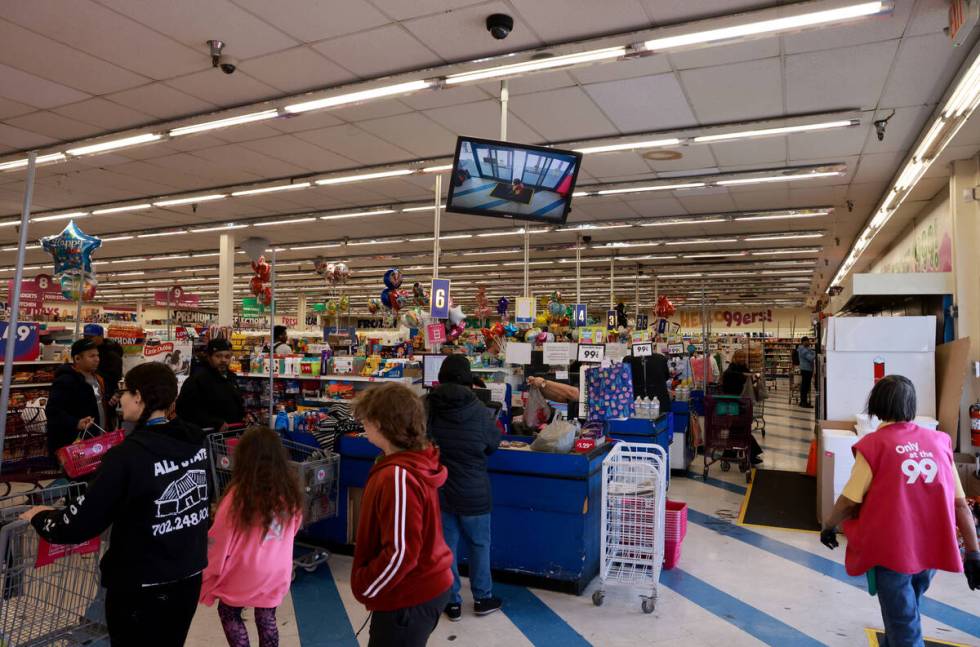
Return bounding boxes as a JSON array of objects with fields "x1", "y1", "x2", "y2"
[
  {"x1": 59, "y1": 273, "x2": 97, "y2": 301},
  {"x1": 41, "y1": 220, "x2": 101, "y2": 276},
  {"x1": 383, "y1": 268, "x2": 402, "y2": 290},
  {"x1": 333, "y1": 263, "x2": 350, "y2": 284}
]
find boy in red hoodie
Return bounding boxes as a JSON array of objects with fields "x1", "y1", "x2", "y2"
[{"x1": 352, "y1": 383, "x2": 454, "y2": 646}]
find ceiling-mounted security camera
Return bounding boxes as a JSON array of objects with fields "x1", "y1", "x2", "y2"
[
  {"x1": 207, "y1": 39, "x2": 237, "y2": 75},
  {"x1": 486, "y1": 14, "x2": 514, "y2": 40},
  {"x1": 873, "y1": 110, "x2": 895, "y2": 142}
]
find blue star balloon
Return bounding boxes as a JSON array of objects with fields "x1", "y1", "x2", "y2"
[{"x1": 40, "y1": 220, "x2": 101, "y2": 275}]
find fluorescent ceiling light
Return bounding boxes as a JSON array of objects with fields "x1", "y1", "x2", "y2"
[
  {"x1": 761, "y1": 269, "x2": 813, "y2": 275},
  {"x1": 231, "y1": 182, "x2": 311, "y2": 197},
  {"x1": 291, "y1": 243, "x2": 343, "y2": 251},
  {"x1": 137, "y1": 230, "x2": 187, "y2": 238},
  {"x1": 254, "y1": 217, "x2": 317, "y2": 227},
  {"x1": 751, "y1": 248, "x2": 821, "y2": 255},
  {"x1": 101, "y1": 235, "x2": 134, "y2": 242},
  {"x1": 943, "y1": 55, "x2": 980, "y2": 117},
  {"x1": 0, "y1": 220, "x2": 19, "y2": 228},
  {"x1": 575, "y1": 138, "x2": 681, "y2": 155},
  {"x1": 643, "y1": 2, "x2": 885, "y2": 51},
  {"x1": 348, "y1": 239, "x2": 406, "y2": 246},
  {"x1": 744, "y1": 233, "x2": 824, "y2": 241},
  {"x1": 477, "y1": 229, "x2": 530, "y2": 237},
  {"x1": 402, "y1": 204, "x2": 445, "y2": 212},
  {"x1": 190, "y1": 224, "x2": 250, "y2": 233},
  {"x1": 694, "y1": 120, "x2": 855, "y2": 143},
  {"x1": 67, "y1": 133, "x2": 161, "y2": 156},
  {"x1": 316, "y1": 169, "x2": 414, "y2": 185},
  {"x1": 409, "y1": 234, "x2": 472, "y2": 242},
  {"x1": 716, "y1": 171, "x2": 843, "y2": 186},
  {"x1": 597, "y1": 182, "x2": 705, "y2": 195},
  {"x1": 682, "y1": 252, "x2": 747, "y2": 259},
  {"x1": 154, "y1": 194, "x2": 227, "y2": 207},
  {"x1": 286, "y1": 80, "x2": 433, "y2": 113},
  {"x1": 319, "y1": 209, "x2": 396, "y2": 220},
  {"x1": 33, "y1": 211, "x2": 89, "y2": 222},
  {"x1": 0, "y1": 153, "x2": 66, "y2": 171},
  {"x1": 640, "y1": 217, "x2": 727, "y2": 226},
  {"x1": 422, "y1": 165, "x2": 453, "y2": 173},
  {"x1": 92, "y1": 203, "x2": 153, "y2": 215},
  {"x1": 561, "y1": 223, "x2": 635, "y2": 232},
  {"x1": 665, "y1": 238, "x2": 738, "y2": 245},
  {"x1": 170, "y1": 110, "x2": 279, "y2": 137},
  {"x1": 734, "y1": 210, "x2": 830, "y2": 221},
  {"x1": 446, "y1": 47, "x2": 626, "y2": 85}
]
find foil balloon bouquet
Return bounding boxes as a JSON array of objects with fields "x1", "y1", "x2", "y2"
[{"x1": 41, "y1": 220, "x2": 101, "y2": 302}]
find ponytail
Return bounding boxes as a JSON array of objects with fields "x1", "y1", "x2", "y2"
[{"x1": 124, "y1": 363, "x2": 178, "y2": 429}]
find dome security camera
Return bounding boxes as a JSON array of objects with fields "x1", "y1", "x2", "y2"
[
  {"x1": 218, "y1": 56, "x2": 239, "y2": 75},
  {"x1": 486, "y1": 14, "x2": 514, "y2": 40},
  {"x1": 207, "y1": 39, "x2": 237, "y2": 75}
]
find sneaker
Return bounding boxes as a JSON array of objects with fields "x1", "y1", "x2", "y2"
[
  {"x1": 474, "y1": 596, "x2": 502, "y2": 616},
  {"x1": 444, "y1": 603, "x2": 462, "y2": 622}
]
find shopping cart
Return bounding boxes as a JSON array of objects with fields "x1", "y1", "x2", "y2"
[
  {"x1": 1, "y1": 405, "x2": 62, "y2": 496},
  {"x1": 702, "y1": 395, "x2": 754, "y2": 483},
  {"x1": 0, "y1": 482, "x2": 108, "y2": 646},
  {"x1": 592, "y1": 442, "x2": 667, "y2": 614},
  {"x1": 207, "y1": 427, "x2": 340, "y2": 578}
]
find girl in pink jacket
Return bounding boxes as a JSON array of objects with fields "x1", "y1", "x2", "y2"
[{"x1": 200, "y1": 426, "x2": 305, "y2": 647}]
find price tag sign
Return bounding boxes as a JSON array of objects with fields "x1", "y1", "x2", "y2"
[
  {"x1": 636, "y1": 314, "x2": 648, "y2": 331},
  {"x1": 632, "y1": 342, "x2": 653, "y2": 357},
  {"x1": 0, "y1": 322, "x2": 40, "y2": 362},
  {"x1": 573, "y1": 304, "x2": 587, "y2": 328},
  {"x1": 515, "y1": 297, "x2": 535, "y2": 324},
  {"x1": 426, "y1": 323, "x2": 447, "y2": 346},
  {"x1": 667, "y1": 343, "x2": 684, "y2": 354},
  {"x1": 606, "y1": 309, "x2": 617, "y2": 331},
  {"x1": 333, "y1": 356, "x2": 354, "y2": 375},
  {"x1": 430, "y1": 279, "x2": 451, "y2": 320},
  {"x1": 578, "y1": 344, "x2": 605, "y2": 363}
]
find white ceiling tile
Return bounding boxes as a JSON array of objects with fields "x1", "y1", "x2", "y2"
[
  {"x1": 238, "y1": 134, "x2": 357, "y2": 172},
  {"x1": 646, "y1": 145, "x2": 717, "y2": 174},
  {"x1": 852, "y1": 151, "x2": 904, "y2": 184},
  {"x1": 906, "y1": 0, "x2": 952, "y2": 36},
  {"x1": 509, "y1": 87, "x2": 617, "y2": 140},
  {"x1": 788, "y1": 126, "x2": 867, "y2": 161},
  {"x1": 0, "y1": 63, "x2": 90, "y2": 109},
  {"x1": 570, "y1": 55, "x2": 672, "y2": 85},
  {"x1": 191, "y1": 145, "x2": 310, "y2": 178},
  {"x1": 676, "y1": 192, "x2": 737, "y2": 213},
  {"x1": 424, "y1": 100, "x2": 542, "y2": 143},
  {"x1": 2, "y1": 0, "x2": 204, "y2": 79},
  {"x1": 583, "y1": 73, "x2": 697, "y2": 132},
  {"x1": 165, "y1": 70, "x2": 280, "y2": 108},
  {"x1": 327, "y1": 99, "x2": 415, "y2": 123},
  {"x1": 880, "y1": 33, "x2": 970, "y2": 109},
  {"x1": 669, "y1": 39, "x2": 779, "y2": 71},
  {"x1": 313, "y1": 24, "x2": 442, "y2": 78},
  {"x1": 0, "y1": 97, "x2": 35, "y2": 120},
  {"x1": 294, "y1": 124, "x2": 415, "y2": 166},
  {"x1": 680, "y1": 58, "x2": 782, "y2": 123},
  {"x1": 582, "y1": 153, "x2": 656, "y2": 180},
  {"x1": 402, "y1": 2, "x2": 543, "y2": 62},
  {"x1": 478, "y1": 71, "x2": 578, "y2": 98},
  {"x1": 4, "y1": 111, "x2": 103, "y2": 141},
  {"x1": 166, "y1": 135, "x2": 233, "y2": 153},
  {"x1": 242, "y1": 47, "x2": 355, "y2": 94},
  {"x1": 710, "y1": 138, "x2": 786, "y2": 167},
  {"x1": 508, "y1": 0, "x2": 649, "y2": 42},
  {"x1": 640, "y1": 0, "x2": 762, "y2": 24},
  {"x1": 401, "y1": 85, "x2": 490, "y2": 111},
  {"x1": 147, "y1": 152, "x2": 262, "y2": 185},
  {"x1": 106, "y1": 84, "x2": 217, "y2": 120},
  {"x1": 861, "y1": 105, "x2": 933, "y2": 154},
  {"x1": 52, "y1": 98, "x2": 153, "y2": 130},
  {"x1": 620, "y1": 196, "x2": 686, "y2": 217},
  {"x1": 729, "y1": 187, "x2": 791, "y2": 210},
  {"x1": 268, "y1": 110, "x2": 346, "y2": 134},
  {"x1": 785, "y1": 40, "x2": 899, "y2": 113},
  {"x1": 787, "y1": 185, "x2": 848, "y2": 207},
  {"x1": 356, "y1": 113, "x2": 457, "y2": 158},
  {"x1": 364, "y1": 0, "x2": 477, "y2": 22},
  {"x1": 206, "y1": 122, "x2": 284, "y2": 145},
  {"x1": 233, "y1": 0, "x2": 391, "y2": 42},
  {"x1": 781, "y1": 0, "x2": 912, "y2": 54},
  {"x1": 0, "y1": 123, "x2": 58, "y2": 149}
]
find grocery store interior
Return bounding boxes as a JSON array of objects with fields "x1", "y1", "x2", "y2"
[{"x1": 1, "y1": 1, "x2": 980, "y2": 646}]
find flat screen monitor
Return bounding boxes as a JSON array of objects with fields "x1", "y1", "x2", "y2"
[
  {"x1": 423, "y1": 354, "x2": 447, "y2": 388},
  {"x1": 446, "y1": 136, "x2": 583, "y2": 224}
]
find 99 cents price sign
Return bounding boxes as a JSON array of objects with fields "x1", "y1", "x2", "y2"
[
  {"x1": 577, "y1": 344, "x2": 605, "y2": 363},
  {"x1": 430, "y1": 279, "x2": 451, "y2": 320}
]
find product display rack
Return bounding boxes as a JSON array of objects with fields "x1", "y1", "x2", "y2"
[{"x1": 763, "y1": 338, "x2": 801, "y2": 380}]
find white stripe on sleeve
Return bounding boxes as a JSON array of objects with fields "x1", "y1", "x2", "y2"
[{"x1": 364, "y1": 466, "x2": 405, "y2": 598}]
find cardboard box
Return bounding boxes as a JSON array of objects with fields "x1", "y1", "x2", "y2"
[
  {"x1": 816, "y1": 420, "x2": 858, "y2": 523},
  {"x1": 954, "y1": 453, "x2": 980, "y2": 498}
]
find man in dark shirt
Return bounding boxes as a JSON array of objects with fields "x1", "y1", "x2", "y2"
[
  {"x1": 46, "y1": 338, "x2": 112, "y2": 456},
  {"x1": 83, "y1": 324, "x2": 123, "y2": 398},
  {"x1": 175, "y1": 338, "x2": 245, "y2": 431}
]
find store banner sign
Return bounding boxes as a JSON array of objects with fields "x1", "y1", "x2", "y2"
[
  {"x1": 636, "y1": 314, "x2": 648, "y2": 331},
  {"x1": 606, "y1": 309, "x2": 617, "y2": 331},
  {"x1": 426, "y1": 323, "x2": 447, "y2": 346},
  {"x1": 153, "y1": 290, "x2": 199, "y2": 309},
  {"x1": 8, "y1": 276, "x2": 70, "y2": 310},
  {"x1": 515, "y1": 297, "x2": 535, "y2": 324},
  {"x1": 573, "y1": 304, "x2": 587, "y2": 328},
  {"x1": 242, "y1": 297, "x2": 266, "y2": 315},
  {"x1": 430, "y1": 279, "x2": 451, "y2": 320},
  {"x1": 0, "y1": 322, "x2": 40, "y2": 361}
]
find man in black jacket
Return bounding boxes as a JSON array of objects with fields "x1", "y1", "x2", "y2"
[
  {"x1": 84, "y1": 323, "x2": 123, "y2": 397},
  {"x1": 427, "y1": 354, "x2": 502, "y2": 621},
  {"x1": 175, "y1": 338, "x2": 245, "y2": 431},
  {"x1": 45, "y1": 338, "x2": 111, "y2": 456}
]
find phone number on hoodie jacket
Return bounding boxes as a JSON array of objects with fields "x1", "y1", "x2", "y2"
[{"x1": 152, "y1": 507, "x2": 209, "y2": 537}]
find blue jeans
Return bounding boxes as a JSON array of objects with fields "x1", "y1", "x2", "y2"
[
  {"x1": 875, "y1": 566, "x2": 934, "y2": 647},
  {"x1": 441, "y1": 512, "x2": 492, "y2": 605}
]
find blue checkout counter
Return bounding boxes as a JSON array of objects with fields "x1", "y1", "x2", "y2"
[{"x1": 307, "y1": 434, "x2": 612, "y2": 594}]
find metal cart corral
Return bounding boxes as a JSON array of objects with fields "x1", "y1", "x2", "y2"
[
  {"x1": 593, "y1": 442, "x2": 668, "y2": 614},
  {"x1": 208, "y1": 428, "x2": 340, "y2": 578},
  {"x1": 0, "y1": 483, "x2": 108, "y2": 646}
]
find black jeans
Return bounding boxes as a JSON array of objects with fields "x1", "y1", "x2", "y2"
[
  {"x1": 105, "y1": 573, "x2": 202, "y2": 647},
  {"x1": 368, "y1": 589, "x2": 451, "y2": 647},
  {"x1": 800, "y1": 370, "x2": 813, "y2": 405}
]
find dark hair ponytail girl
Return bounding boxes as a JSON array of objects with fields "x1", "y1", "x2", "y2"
[{"x1": 124, "y1": 362, "x2": 178, "y2": 429}]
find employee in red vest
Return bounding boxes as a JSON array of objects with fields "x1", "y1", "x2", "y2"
[{"x1": 821, "y1": 375, "x2": 979, "y2": 646}]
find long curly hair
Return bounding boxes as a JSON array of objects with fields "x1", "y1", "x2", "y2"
[{"x1": 225, "y1": 426, "x2": 304, "y2": 531}]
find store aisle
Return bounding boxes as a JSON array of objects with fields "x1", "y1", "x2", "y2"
[{"x1": 185, "y1": 406, "x2": 980, "y2": 646}]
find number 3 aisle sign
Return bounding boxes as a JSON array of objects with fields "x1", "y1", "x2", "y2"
[
  {"x1": 0, "y1": 322, "x2": 40, "y2": 361},
  {"x1": 430, "y1": 279, "x2": 451, "y2": 320}
]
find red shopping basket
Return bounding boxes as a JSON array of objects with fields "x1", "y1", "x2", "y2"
[
  {"x1": 57, "y1": 429, "x2": 127, "y2": 478},
  {"x1": 663, "y1": 499, "x2": 688, "y2": 570}
]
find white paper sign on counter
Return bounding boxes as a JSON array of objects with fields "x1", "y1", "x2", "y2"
[
  {"x1": 505, "y1": 341, "x2": 533, "y2": 365},
  {"x1": 543, "y1": 342, "x2": 574, "y2": 366}
]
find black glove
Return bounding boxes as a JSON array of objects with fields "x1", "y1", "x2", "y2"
[
  {"x1": 820, "y1": 527, "x2": 839, "y2": 550},
  {"x1": 965, "y1": 551, "x2": 980, "y2": 591}
]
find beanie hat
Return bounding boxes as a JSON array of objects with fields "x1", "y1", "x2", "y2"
[{"x1": 438, "y1": 354, "x2": 473, "y2": 386}]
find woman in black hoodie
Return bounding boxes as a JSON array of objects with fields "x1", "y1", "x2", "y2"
[
  {"x1": 21, "y1": 362, "x2": 209, "y2": 646},
  {"x1": 427, "y1": 354, "x2": 503, "y2": 622}
]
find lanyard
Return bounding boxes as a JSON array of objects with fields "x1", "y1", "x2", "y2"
[{"x1": 146, "y1": 417, "x2": 168, "y2": 426}]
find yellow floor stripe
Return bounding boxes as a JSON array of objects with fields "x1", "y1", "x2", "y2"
[{"x1": 864, "y1": 627, "x2": 973, "y2": 646}]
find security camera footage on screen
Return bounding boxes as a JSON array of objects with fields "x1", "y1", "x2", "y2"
[{"x1": 446, "y1": 136, "x2": 582, "y2": 224}]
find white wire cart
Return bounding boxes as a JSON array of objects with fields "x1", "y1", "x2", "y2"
[
  {"x1": 208, "y1": 428, "x2": 340, "y2": 578},
  {"x1": 592, "y1": 442, "x2": 668, "y2": 614},
  {"x1": 0, "y1": 483, "x2": 109, "y2": 646}
]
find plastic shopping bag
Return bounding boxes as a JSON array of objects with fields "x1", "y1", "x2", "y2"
[
  {"x1": 524, "y1": 386, "x2": 552, "y2": 429},
  {"x1": 530, "y1": 419, "x2": 576, "y2": 453}
]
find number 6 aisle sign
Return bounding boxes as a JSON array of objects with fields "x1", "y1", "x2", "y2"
[
  {"x1": 0, "y1": 322, "x2": 40, "y2": 361},
  {"x1": 430, "y1": 279, "x2": 450, "y2": 320}
]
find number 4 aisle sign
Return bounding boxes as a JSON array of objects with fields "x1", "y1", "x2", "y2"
[
  {"x1": 430, "y1": 279, "x2": 450, "y2": 320},
  {"x1": 0, "y1": 322, "x2": 40, "y2": 361},
  {"x1": 573, "y1": 304, "x2": 587, "y2": 328}
]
